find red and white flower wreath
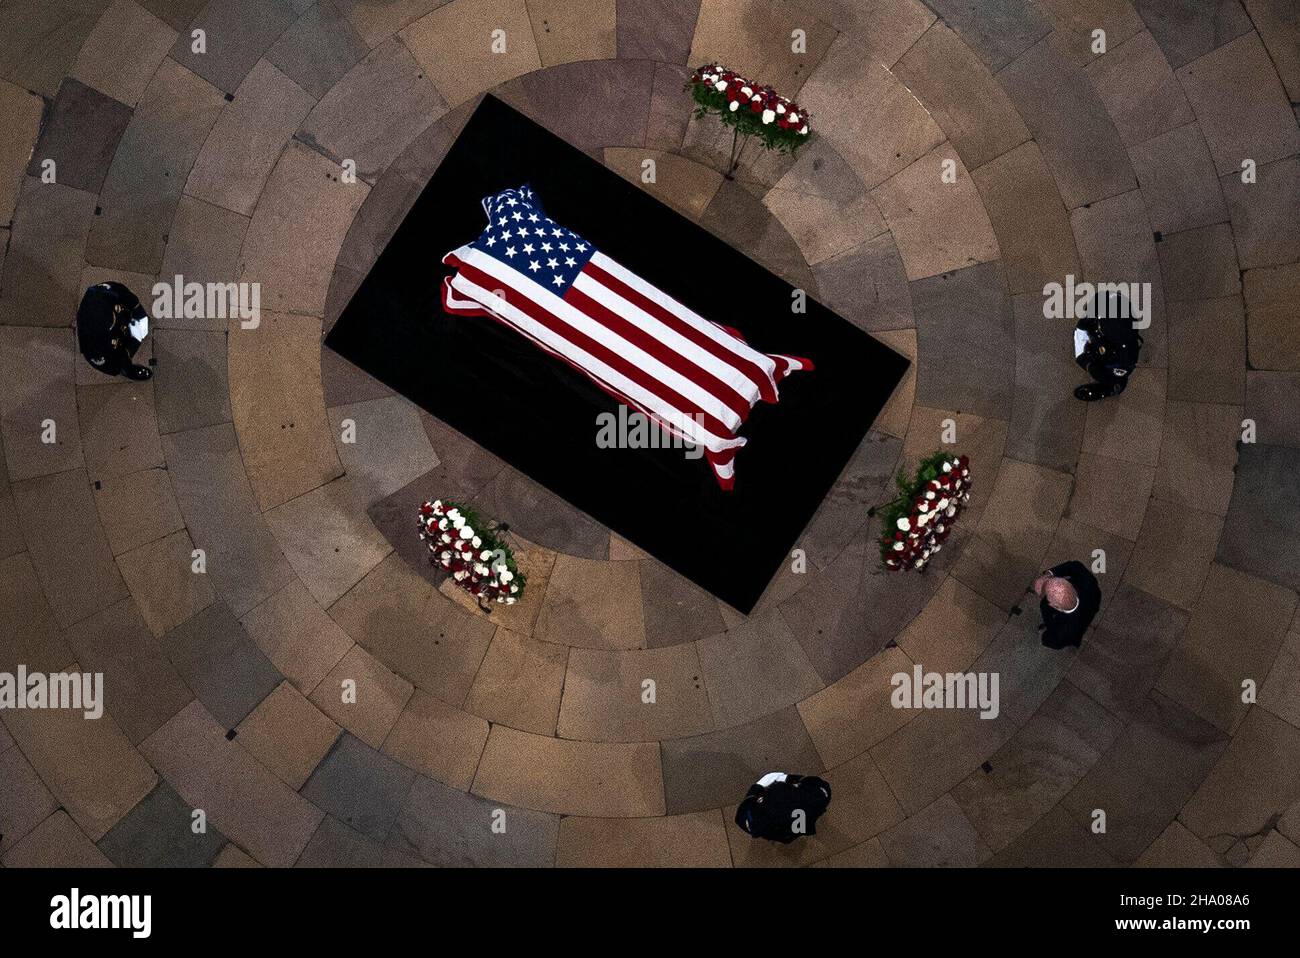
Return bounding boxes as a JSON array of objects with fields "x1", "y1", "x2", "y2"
[
  {"x1": 418, "y1": 499, "x2": 523, "y2": 605},
  {"x1": 882, "y1": 454, "x2": 972, "y2": 571}
]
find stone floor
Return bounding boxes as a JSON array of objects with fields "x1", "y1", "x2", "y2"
[{"x1": 1, "y1": 0, "x2": 1298, "y2": 868}]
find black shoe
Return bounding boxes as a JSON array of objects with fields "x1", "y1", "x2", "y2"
[
  {"x1": 1074, "y1": 383, "x2": 1115, "y2": 402},
  {"x1": 123, "y1": 363, "x2": 153, "y2": 381}
]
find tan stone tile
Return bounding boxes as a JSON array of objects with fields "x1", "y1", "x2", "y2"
[
  {"x1": 334, "y1": 0, "x2": 444, "y2": 48},
  {"x1": 871, "y1": 142, "x2": 999, "y2": 282},
  {"x1": 0, "y1": 178, "x2": 97, "y2": 329},
  {"x1": 265, "y1": 478, "x2": 391, "y2": 608},
  {"x1": 1220, "y1": 155, "x2": 1300, "y2": 269},
  {"x1": 810, "y1": 837, "x2": 891, "y2": 867},
  {"x1": 894, "y1": 20, "x2": 1028, "y2": 171},
  {"x1": 69, "y1": 0, "x2": 177, "y2": 107},
  {"x1": 878, "y1": 794, "x2": 993, "y2": 866},
  {"x1": 0, "y1": 81, "x2": 43, "y2": 225},
  {"x1": 798, "y1": 645, "x2": 915, "y2": 768},
  {"x1": 1067, "y1": 452, "x2": 1155, "y2": 541},
  {"x1": 381, "y1": 689, "x2": 490, "y2": 789},
  {"x1": 400, "y1": 0, "x2": 542, "y2": 106},
  {"x1": 0, "y1": 811, "x2": 112, "y2": 868},
  {"x1": 0, "y1": 326, "x2": 83, "y2": 482},
  {"x1": 212, "y1": 843, "x2": 261, "y2": 867},
  {"x1": 238, "y1": 141, "x2": 371, "y2": 316},
  {"x1": 141, "y1": 700, "x2": 323, "y2": 866},
  {"x1": 3, "y1": 661, "x2": 157, "y2": 841},
  {"x1": 76, "y1": 380, "x2": 165, "y2": 480},
  {"x1": 1037, "y1": 0, "x2": 1145, "y2": 60},
  {"x1": 1152, "y1": 400, "x2": 1242, "y2": 514},
  {"x1": 535, "y1": 553, "x2": 646, "y2": 650},
  {"x1": 797, "y1": 36, "x2": 945, "y2": 190},
  {"x1": 1135, "y1": 820, "x2": 1223, "y2": 867},
  {"x1": 1262, "y1": 630, "x2": 1300, "y2": 730},
  {"x1": 727, "y1": 751, "x2": 906, "y2": 867},
  {"x1": 762, "y1": 137, "x2": 888, "y2": 266},
  {"x1": 558, "y1": 643, "x2": 713, "y2": 741},
  {"x1": 298, "y1": 35, "x2": 447, "y2": 182},
  {"x1": 116, "y1": 529, "x2": 215, "y2": 636},
  {"x1": 873, "y1": 329, "x2": 916, "y2": 440},
  {"x1": 1167, "y1": 295, "x2": 1246, "y2": 404},
  {"x1": 235, "y1": 680, "x2": 341, "y2": 790},
  {"x1": 1245, "y1": 262, "x2": 1300, "y2": 371},
  {"x1": 13, "y1": 468, "x2": 130, "y2": 629},
  {"x1": 327, "y1": 395, "x2": 438, "y2": 509},
  {"x1": 0, "y1": 553, "x2": 73, "y2": 674},
  {"x1": 463, "y1": 625, "x2": 568, "y2": 734},
  {"x1": 1129, "y1": 121, "x2": 1230, "y2": 235},
  {"x1": 186, "y1": 59, "x2": 316, "y2": 216},
  {"x1": 1080, "y1": 366, "x2": 1166, "y2": 466},
  {"x1": 896, "y1": 576, "x2": 1006, "y2": 674},
  {"x1": 158, "y1": 197, "x2": 250, "y2": 329},
  {"x1": 558, "y1": 809, "x2": 731, "y2": 867},
  {"x1": 1123, "y1": 499, "x2": 1223, "y2": 610},
  {"x1": 1083, "y1": 30, "x2": 1194, "y2": 145},
  {"x1": 92, "y1": 467, "x2": 184, "y2": 556},
  {"x1": 473, "y1": 724, "x2": 665, "y2": 816},
  {"x1": 1248, "y1": 829, "x2": 1300, "y2": 867},
  {"x1": 240, "y1": 578, "x2": 353, "y2": 694},
  {"x1": 1157, "y1": 564, "x2": 1295, "y2": 732},
  {"x1": 696, "y1": 609, "x2": 823, "y2": 730},
  {"x1": 689, "y1": 0, "x2": 835, "y2": 97},
  {"x1": 308, "y1": 644, "x2": 414, "y2": 748},
  {"x1": 604, "y1": 148, "x2": 724, "y2": 221},
  {"x1": 1175, "y1": 30, "x2": 1300, "y2": 177},
  {"x1": 971, "y1": 140, "x2": 1078, "y2": 295},
  {"x1": 1180, "y1": 707, "x2": 1300, "y2": 851},
  {"x1": 528, "y1": 0, "x2": 615, "y2": 66},
  {"x1": 1158, "y1": 222, "x2": 1241, "y2": 304},
  {"x1": 0, "y1": 747, "x2": 59, "y2": 855},
  {"x1": 228, "y1": 312, "x2": 343, "y2": 512},
  {"x1": 1245, "y1": 0, "x2": 1300, "y2": 102}
]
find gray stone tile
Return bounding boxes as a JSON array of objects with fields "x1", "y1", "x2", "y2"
[
  {"x1": 1167, "y1": 295, "x2": 1245, "y2": 404},
  {"x1": 924, "y1": 0, "x2": 1052, "y2": 71},
  {"x1": 157, "y1": 196, "x2": 250, "y2": 329},
  {"x1": 61, "y1": 597, "x2": 193, "y2": 744},
  {"x1": 328, "y1": 395, "x2": 437, "y2": 509},
  {"x1": 998, "y1": 38, "x2": 1137, "y2": 209},
  {"x1": 1246, "y1": 371, "x2": 1300, "y2": 449},
  {"x1": 267, "y1": 0, "x2": 368, "y2": 99},
  {"x1": 1007, "y1": 292, "x2": 1087, "y2": 471},
  {"x1": 76, "y1": 380, "x2": 165, "y2": 480},
  {"x1": 165, "y1": 601, "x2": 282, "y2": 730},
  {"x1": 1082, "y1": 28, "x2": 1194, "y2": 146},
  {"x1": 696, "y1": 608, "x2": 823, "y2": 730},
  {"x1": 153, "y1": 329, "x2": 231, "y2": 434},
  {"x1": 13, "y1": 468, "x2": 128, "y2": 628},
  {"x1": 1220, "y1": 156, "x2": 1300, "y2": 270},
  {"x1": 138, "y1": 0, "x2": 208, "y2": 30},
  {"x1": 645, "y1": 61, "x2": 693, "y2": 151},
  {"x1": 161, "y1": 423, "x2": 295, "y2": 616},
  {"x1": 470, "y1": 466, "x2": 607, "y2": 560},
  {"x1": 660, "y1": 706, "x2": 823, "y2": 815},
  {"x1": 615, "y1": 0, "x2": 699, "y2": 62},
  {"x1": 0, "y1": 0, "x2": 110, "y2": 98},
  {"x1": 26, "y1": 78, "x2": 133, "y2": 194},
  {"x1": 296, "y1": 35, "x2": 446, "y2": 182},
  {"x1": 0, "y1": 326, "x2": 84, "y2": 482},
  {"x1": 911, "y1": 261, "x2": 1015, "y2": 419},
  {"x1": 1129, "y1": 121, "x2": 1229, "y2": 235},
  {"x1": 300, "y1": 733, "x2": 416, "y2": 841},
  {"x1": 1135, "y1": 0, "x2": 1251, "y2": 69},
  {"x1": 321, "y1": 347, "x2": 393, "y2": 407},
  {"x1": 97, "y1": 781, "x2": 226, "y2": 867},
  {"x1": 1157, "y1": 223, "x2": 1242, "y2": 302},
  {"x1": 799, "y1": 430, "x2": 903, "y2": 568},
  {"x1": 1217, "y1": 444, "x2": 1300, "y2": 591},
  {"x1": 990, "y1": 803, "x2": 1120, "y2": 865},
  {"x1": 294, "y1": 814, "x2": 384, "y2": 867},
  {"x1": 880, "y1": 795, "x2": 992, "y2": 866},
  {"x1": 335, "y1": 164, "x2": 424, "y2": 277},
  {"x1": 388, "y1": 773, "x2": 559, "y2": 867},
  {"x1": 0, "y1": 747, "x2": 58, "y2": 856},
  {"x1": 2, "y1": 810, "x2": 112, "y2": 868},
  {"x1": 0, "y1": 553, "x2": 73, "y2": 675},
  {"x1": 0, "y1": 178, "x2": 97, "y2": 329},
  {"x1": 86, "y1": 58, "x2": 226, "y2": 273},
  {"x1": 811, "y1": 234, "x2": 913, "y2": 333},
  {"x1": 640, "y1": 555, "x2": 727, "y2": 650},
  {"x1": 168, "y1": 0, "x2": 303, "y2": 94}
]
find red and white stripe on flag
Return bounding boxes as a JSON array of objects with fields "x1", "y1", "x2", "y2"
[{"x1": 440, "y1": 214, "x2": 811, "y2": 490}]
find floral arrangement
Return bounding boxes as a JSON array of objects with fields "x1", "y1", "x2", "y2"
[
  {"x1": 688, "y1": 64, "x2": 812, "y2": 177},
  {"x1": 877, "y1": 452, "x2": 971, "y2": 571},
  {"x1": 418, "y1": 499, "x2": 524, "y2": 606}
]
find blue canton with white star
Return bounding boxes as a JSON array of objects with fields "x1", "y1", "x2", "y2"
[{"x1": 471, "y1": 185, "x2": 597, "y2": 294}]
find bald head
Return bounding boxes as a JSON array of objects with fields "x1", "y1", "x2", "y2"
[{"x1": 1044, "y1": 577, "x2": 1079, "y2": 612}]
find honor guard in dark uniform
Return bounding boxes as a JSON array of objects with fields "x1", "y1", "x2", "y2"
[
  {"x1": 735, "y1": 772, "x2": 832, "y2": 843},
  {"x1": 76, "y1": 282, "x2": 153, "y2": 381},
  {"x1": 1073, "y1": 289, "x2": 1142, "y2": 402}
]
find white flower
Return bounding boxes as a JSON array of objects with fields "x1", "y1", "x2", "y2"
[
  {"x1": 438, "y1": 519, "x2": 449, "y2": 530},
  {"x1": 454, "y1": 570, "x2": 468, "y2": 581},
  {"x1": 946, "y1": 505, "x2": 957, "y2": 517},
  {"x1": 715, "y1": 80, "x2": 727, "y2": 92},
  {"x1": 937, "y1": 498, "x2": 950, "y2": 510},
  {"x1": 942, "y1": 461, "x2": 952, "y2": 473},
  {"x1": 800, "y1": 125, "x2": 808, "y2": 134},
  {"x1": 788, "y1": 113, "x2": 799, "y2": 123},
  {"x1": 440, "y1": 533, "x2": 452, "y2": 544},
  {"x1": 925, "y1": 490, "x2": 936, "y2": 500},
  {"x1": 776, "y1": 103, "x2": 785, "y2": 114},
  {"x1": 510, "y1": 584, "x2": 519, "y2": 593},
  {"x1": 893, "y1": 541, "x2": 905, "y2": 551},
  {"x1": 500, "y1": 570, "x2": 514, "y2": 583},
  {"x1": 457, "y1": 526, "x2": 472, "y2": 539},
  {"x1": 914, "y1": 559, "x2": 925, "y2": 569},
  {"x1": 761, "y1": 108, "x2": 775, "y2": 124},
  {"x1": 471, "y1": 535, "x2": 482, "y2": 548},
  {"x1": 896, "y1": 517, "x2": 910, "y2": 531},
  {"x1": 740, "y1": 86, "x2": 752, "y2": 97},
  {"x1": 728, "y1": 100, "x2": 739, "y2": 112},
  {"x1": 480, "y1": 549, "x2": 492, "y2": 561},
  {"x1": 505, "y1": 597, "x2": 517, "y2": 604},
  {"x1": 474, "y1": 563, "x2": 488, "y2": 576}
]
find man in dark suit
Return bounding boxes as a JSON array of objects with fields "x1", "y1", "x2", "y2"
[
  {"x1": 1073, "y1": 290, "x2": 1142, "y2": 402},
  {"x1": 76, "y1": 281, "x2": 152, "y2": 381},
  {"x1": 1032, "y1": 561, "x2": 1101, "y2": 649},
  {"x1": 735, "y1": 772, "x2": 831, "y2": 844}
]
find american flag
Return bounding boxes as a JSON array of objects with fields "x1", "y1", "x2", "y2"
[{"x1": 440, "y1": 185, "x2": 812, "y2": 490}]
